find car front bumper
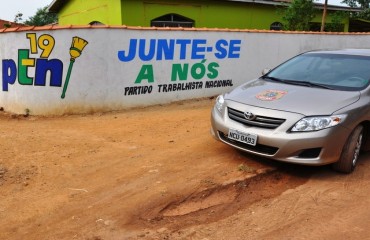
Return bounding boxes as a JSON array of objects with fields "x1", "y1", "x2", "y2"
[{"x1": 211, "y1": 101, "x2": 352, "y2": 166}]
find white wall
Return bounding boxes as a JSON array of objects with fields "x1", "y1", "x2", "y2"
[{"x1": 0, "y1": 27, "x2": 369, "y2": 115}]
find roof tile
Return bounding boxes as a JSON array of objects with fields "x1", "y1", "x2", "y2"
[{"x1": 0, "y1": 25, "x2": 369, "y2": 35}]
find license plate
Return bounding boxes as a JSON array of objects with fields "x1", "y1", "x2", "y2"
[{"x1": 228, "y1": 129, "x2": 257, "y2": 146}]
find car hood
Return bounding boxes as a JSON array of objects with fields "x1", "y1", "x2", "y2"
[{"x1": 225, "y1": 79, "x2": 360, "y2": 116}]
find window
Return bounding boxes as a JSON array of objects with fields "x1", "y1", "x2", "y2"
[
  {"x1": 270, "y1": 22, "x2": 283, "y2": 31},
  {"x1": 89, "y1": 21, "x2": 104, "y2": 25},
  {"x1": 151, "y1": 14, "x2": 194, "y2": 28}
]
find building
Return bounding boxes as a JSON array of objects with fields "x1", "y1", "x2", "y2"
[
  {"x1": 48, "y1": 0, "x2": 358, "y2": 32},
  {"x1": 0, "y1": 19, "x2": 25, "y2": 29}
]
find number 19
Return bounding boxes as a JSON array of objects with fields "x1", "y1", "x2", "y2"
[{"x1": 26, "y1": 33, "x2": 55, "y2": 58}]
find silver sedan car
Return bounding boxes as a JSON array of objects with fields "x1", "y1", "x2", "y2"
[{"x1": 211, "y1": 49, "x2": 370, "y2": 173}]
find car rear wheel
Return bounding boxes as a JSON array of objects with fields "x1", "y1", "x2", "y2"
[{"x1": 332, "y1": 125, "x2": 363, "y2": 173}]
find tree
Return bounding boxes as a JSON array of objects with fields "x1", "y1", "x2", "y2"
[
  {"x1": 320, "y1": 0, "x2": 328, "y2": 31},
  {"x1": 342, "y1": 0, "x2": 369, "y2": 8},
  {"x1": 282, "y1": 0, "x2": 317, "y2": 31},
  {"x1": 342, "y1": 0, "x2": 370, "y2": 20},
  {"x1": 325, "y1": 11, "x2": 349, "y2": 32},
  {"x1": 14, "y1": 12, "x2": 23, "y2": 23},
  {"x1": 24, "y1": 6, "x2": 57, "y2": 26}
]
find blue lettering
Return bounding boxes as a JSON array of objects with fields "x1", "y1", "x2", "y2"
[
  {"x1": 156, "y1": 39, "x2": 175, "y2": 60},
  {"x1": 176, "y1": 39, "x2": 191, "y2": 60},
  {"x1": 118, "y1": 38, "x2": 241, "y2": 62},
  {"x1": 229, "y1": 40, "x2": 241, "y2": 58},
  {"x1": 35, "y1": 59, "x2": 64, "y2": 87},
  {"x1": 215, "y1": 39, "x2": 228, "y2": 59},
  {"x1": 191, "y1": 39, "x2": 207, "y2": 60},
  {"x1": 118, "y1": 39, "x2": 137, "y2": 62},
  {"x1": 138, "y1": 39, "x2": 156, "y2": 61},
  {"x1": 2, "y1": 60, "x2": 17, "y2": 91}
]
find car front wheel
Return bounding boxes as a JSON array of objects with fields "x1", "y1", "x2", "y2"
[{"x1": 332, "y1": 125, "x2": 363, "y2": 173}]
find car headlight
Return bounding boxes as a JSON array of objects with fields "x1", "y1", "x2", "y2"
[
  {"x1": 215, "y1": 95, "x2": 225, "y2": 113},
  {"x1": 291, "y1": 115, "x2": 346, "y2": 132}
]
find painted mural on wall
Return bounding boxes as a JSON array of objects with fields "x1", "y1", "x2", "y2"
[
  {"x1": 2, "y1": 28, "x2": 368, "y2": 115},
  {"x1": 2, "y1": 33, "x2": 88, "y2": 99},
  {"x1": 61, "y1": 37, "x2": 88, "y2": 99},
  {"x1": 0, "y1": 29, "x2": 247, "y2": 115},
  {"x1": 118, "y1": 38, "x2": 241, "y2": 96}
]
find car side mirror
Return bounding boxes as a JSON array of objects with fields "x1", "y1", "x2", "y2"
[{"x1": 262, "y1": 68, "x2": 271, "y2": 75}]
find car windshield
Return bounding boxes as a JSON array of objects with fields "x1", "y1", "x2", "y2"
[{"x1": 265, "y1": 53, "x2": 370, "y2": 91}]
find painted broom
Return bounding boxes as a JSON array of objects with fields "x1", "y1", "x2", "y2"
[{"x1": 61, "y1": 37, "x2": 88, "y2": 99}]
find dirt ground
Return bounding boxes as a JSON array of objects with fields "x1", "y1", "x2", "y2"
[{"x1": 0, "y1": 98, "x2": 369, "y2": 240}]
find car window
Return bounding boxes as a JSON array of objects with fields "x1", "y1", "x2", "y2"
[{"x1": 267, "y1": 53, "x2": 370, "y2": 91}]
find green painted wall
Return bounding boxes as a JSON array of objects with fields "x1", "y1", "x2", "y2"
[
  {"x1": 57, "y1": 0, "x2": 349, "y2": 31},
  {"x1": 58, "y1": 0, "x2": 122, "y2": 25},
  {"x1": 121, "y1": 0, "x2": 285, "y2": 30}
]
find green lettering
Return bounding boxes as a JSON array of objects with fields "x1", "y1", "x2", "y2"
[
  {"x1": 18, "y1": 49, "x2": 34, "y2": 85},
  {"x1": 207, "y1": 62, "x2": 219, "y2": 79},
  {"x1": 171, "y1": 63, "x2": 188, "y2": 81},
  {"x1": 135, "y1": 65, "x2": 154, "y2": 83}
]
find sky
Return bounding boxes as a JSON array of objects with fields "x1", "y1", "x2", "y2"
[
  {"x1": 0, "y1": 0, "x2": 53, "y2": 22},
  {"x1": 0, "y1": 0, "x2": 349, "y2": 23},
  {"x1": 317, "y1": 0, "x2": 348, "y2": 6}
]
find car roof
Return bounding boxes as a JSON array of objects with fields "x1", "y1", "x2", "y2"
[{"x1": 305, "y1": 49, "x2": 370, "y2": 56}]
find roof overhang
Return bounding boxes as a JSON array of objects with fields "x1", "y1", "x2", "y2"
[
  {"x1": 47, "y1": 0, "x2": 362, "y2": 13},
  {"x1": 47, "y1": 0, "x2": 70, "y2": 13},
  {"x1": 227, "y1": 0, "x2": 362, "y2": 12}
]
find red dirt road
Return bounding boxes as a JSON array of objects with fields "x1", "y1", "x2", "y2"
[{"x1": 0, "y1": 98, "x2": 369, "y2": 240}]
